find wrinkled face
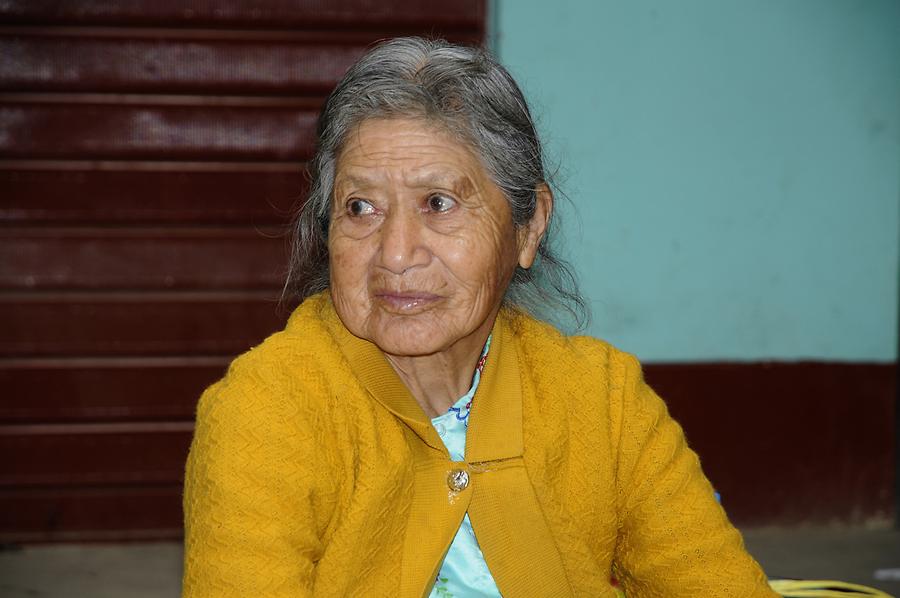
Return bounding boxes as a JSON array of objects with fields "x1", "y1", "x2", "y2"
[{"x1": 328, "y1": 118, "x2": 527, "y2": 358}]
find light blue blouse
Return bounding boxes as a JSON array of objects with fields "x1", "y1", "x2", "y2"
[{"x1": 428, "y1": 336, "x2": 502, "y2": 598}]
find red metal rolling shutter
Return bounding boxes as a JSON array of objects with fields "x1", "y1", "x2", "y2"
[{"x1": 0, "y1": 0, "x2": 486, "y2": 542}]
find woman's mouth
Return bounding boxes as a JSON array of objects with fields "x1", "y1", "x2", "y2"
[{"x1": 374, "y1": 291, "x2": 443, "y2": 314}]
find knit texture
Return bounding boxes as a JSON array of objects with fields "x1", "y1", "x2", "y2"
[{"x1": 183, "y1": 292, "x2": 777, "y2": 597}]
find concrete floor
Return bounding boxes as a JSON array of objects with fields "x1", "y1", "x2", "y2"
[
  {"x1": 743, "y1": 527, "x2": 900, "y2": 596},
  {"x1": 0, "y1": 542, "x2": 182, "y2": 598},
  {"x1": 0, "y1": 527, "x2": 897, "y2": 597}
]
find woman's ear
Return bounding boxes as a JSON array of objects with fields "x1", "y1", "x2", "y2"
[{"x1": 517, "y1": 182, "x2": 553, "y2": 269}]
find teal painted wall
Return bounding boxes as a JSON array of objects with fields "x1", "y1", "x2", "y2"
[{"x1": 495, "y1": 1, "x2": 900, "y2": 362}]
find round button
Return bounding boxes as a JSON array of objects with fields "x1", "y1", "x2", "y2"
[{"x1": 447, "y1": 468, "x2": 469, "y2": 492}]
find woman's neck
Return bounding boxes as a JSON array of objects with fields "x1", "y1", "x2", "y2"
[{"x1": 384, "y1": 318, "x2": 494, "y2": 419}]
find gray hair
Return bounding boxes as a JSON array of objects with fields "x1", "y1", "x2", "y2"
[{"x1": 285, "y1": 36, "x2": 587, "y2": 329}]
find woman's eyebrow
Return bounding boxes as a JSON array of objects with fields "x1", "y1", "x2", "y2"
[
  {"x1": 405, "y1": 172, "x2": 476, "y2": 195},
  {"x1": 334, "y1": 173, "x2": 375, "y2": 187},
  {"x1": 336, "y1": 170, "x2": 477, "y2": 195}
]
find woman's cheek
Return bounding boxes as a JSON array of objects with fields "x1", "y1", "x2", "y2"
[
  {"x1": 330, "y1": 241, "x2": 365, "y2": 296},
  {"x1": 450, "y1": 225, "x2": 510, "y2": 288}
]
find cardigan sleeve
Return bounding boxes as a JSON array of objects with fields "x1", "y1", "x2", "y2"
[
  {"x1": 182, "y1": 352, "x2": 325, "y2": 597},
  {"x1": 610, "y1": 354, "x2": 778, "y2": 597}
]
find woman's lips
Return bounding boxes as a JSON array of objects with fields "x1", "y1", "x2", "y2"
[{"x1": 374, "y1": 291, "x2": 442, "y2": 313}]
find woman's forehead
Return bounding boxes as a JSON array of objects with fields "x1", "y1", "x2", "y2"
[{"x1": 334, "y1": 118, "x2": 487, "y2": 190}]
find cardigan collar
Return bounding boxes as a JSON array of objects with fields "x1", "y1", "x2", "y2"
[
  {"x1": 464, "y1": 312, "x2": 523, "y2": 463},
  {"x1": 321, "y1": 295, "x2": 523, "y2": 462}
]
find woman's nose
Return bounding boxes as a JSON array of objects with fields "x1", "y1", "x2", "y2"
[{"x1": 377, "y1": 208, "x2": 430, "y2": 274}]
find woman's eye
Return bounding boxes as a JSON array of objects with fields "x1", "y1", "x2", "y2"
[
  {"x1": 427, "y1": 194, "x2": 456, "y2": 213},
  {"x1": 347, "y1": 198, "x2": 375, "y2": 216}
]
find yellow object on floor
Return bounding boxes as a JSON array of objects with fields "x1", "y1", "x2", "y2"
[{"x1": 769, "y1": 579, "x2": 895, "y2": 597}]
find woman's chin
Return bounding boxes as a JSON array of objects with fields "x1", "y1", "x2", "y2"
[
  {"x1": 363, "y1": 314, "x2": 463, "y2": 358},
  {"x1": 369, "y1": 326, "x2": 450, "y2": 358}
]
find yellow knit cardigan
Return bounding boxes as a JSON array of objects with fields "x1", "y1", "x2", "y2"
[{"x1": 183, "y1": 293, "x2": 776, "y2": 597}]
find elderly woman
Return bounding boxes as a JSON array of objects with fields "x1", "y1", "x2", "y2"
[{"x1": 183, "y1": 37, "x2": 777, "y2": 597}]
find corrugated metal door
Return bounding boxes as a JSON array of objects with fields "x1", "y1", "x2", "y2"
[{"x1": 0, "y1": 0, "x2": 485, "y2": 542}]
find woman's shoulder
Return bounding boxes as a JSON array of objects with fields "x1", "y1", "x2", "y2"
[
  {"x1": 206, "y1": 293, "x2": 347, "y2": 402},
  {"x1": 508, "y1": 309, "x2": 643, "y2": 385}
]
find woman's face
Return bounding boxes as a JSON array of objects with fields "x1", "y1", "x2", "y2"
[{"x1": 328, "y1": 118, "x2": 534, "y2": 358}]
